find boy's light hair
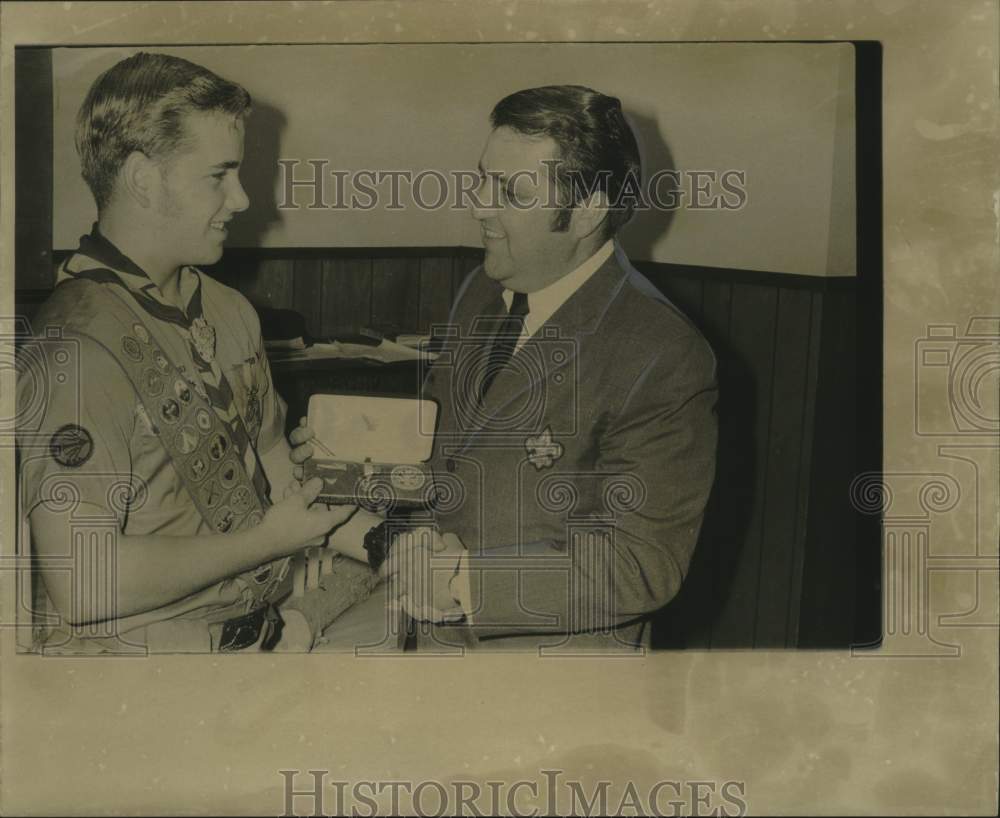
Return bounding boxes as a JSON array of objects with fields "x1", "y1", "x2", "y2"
[{"x1": 76, "y1": 52, "x2": 251, "y2": 210}]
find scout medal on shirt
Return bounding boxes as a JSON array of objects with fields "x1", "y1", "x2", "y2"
[{"x1": 60, "y1": 254, "x2": 291, "y2": 614}]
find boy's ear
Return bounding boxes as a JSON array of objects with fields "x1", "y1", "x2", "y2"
[{"x1": 120, "y1": 150, "x2": 158, "y2": 209}]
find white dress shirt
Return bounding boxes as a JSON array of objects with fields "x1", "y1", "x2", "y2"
[{"x1": 501, "y1": 239, "x2": 615, "y2": 352}]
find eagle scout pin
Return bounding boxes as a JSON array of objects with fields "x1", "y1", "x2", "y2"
[
  {"x1": 190, "y1": 317, "x2": 216, "y2": 363},
  {"x1": 525, "y1": 427, "x2": 563, "y2": 470},
  {"x1": 50, "y1": 424, "x2": 94, "y2": 468}
]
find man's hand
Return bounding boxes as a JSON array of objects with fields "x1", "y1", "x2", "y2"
[
  {"x1": 261, "y1": 477, "x2": 356, "y2": 555},
  {"x1": 289, "y1": 416, "x2": 316, "y2": 481},
  {"x1": 383, "y1": 527, "x2": 466, "y2": 623}
]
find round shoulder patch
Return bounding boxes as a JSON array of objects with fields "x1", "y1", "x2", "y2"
[{"x1": 50, "y1": 424, "x2": 94, "y2": 468}]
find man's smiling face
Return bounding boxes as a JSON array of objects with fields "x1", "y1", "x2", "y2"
[
  {"x1": 151, "y1": 111, "x2": 250, "y2": 269},
  {"x1": 471, "y1": 126, "x2": 580, "y2": 294}
]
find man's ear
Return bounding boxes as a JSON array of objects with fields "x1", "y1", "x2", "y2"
[
  {"x1": 570, "y1": 190, "x2": 610, "y2": 241},
  {"x1": 120, "y1": 150, "x2": 158, "y2": 209}
]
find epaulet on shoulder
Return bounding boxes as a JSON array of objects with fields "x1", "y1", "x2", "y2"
[{"x1": 195, "y1": 268, "x2": 254, "y2": 312}]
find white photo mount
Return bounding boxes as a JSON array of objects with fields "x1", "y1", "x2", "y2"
[{"x1": 302, "y1": 393, "x2": 439, "y2": 511}]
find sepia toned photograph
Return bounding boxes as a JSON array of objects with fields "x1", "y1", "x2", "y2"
[
  {"x1": 0, "y1": 2, "x2": 996, "y2": 816},
  {"x1": 12, "y1": 41, "x2": 880, "y2": 656}
]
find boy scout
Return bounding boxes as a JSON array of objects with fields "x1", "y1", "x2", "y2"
[{"x1": 17, "y1": 52, "x2": 376, "y2": 653}]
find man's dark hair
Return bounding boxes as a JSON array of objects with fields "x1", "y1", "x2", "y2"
[
  {"x1": 490, "y1": 85, "x2": 641, "y2": 238},
  {"x1": 76, "y1": 52, "x2": 251, "y2": 210}
]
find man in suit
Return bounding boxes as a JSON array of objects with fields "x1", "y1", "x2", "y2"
[{"x1": 386, "y1": 85, "x2": 719, "y2": 652}]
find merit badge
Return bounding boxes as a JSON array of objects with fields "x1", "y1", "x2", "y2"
[
  {"x1": 230, "y1": 485, "x2": 253, "y2": 514},
  {"x1": 212, "y1": 506, "x2": 235, "y2": 533},
  {"x1": 187, "y1": 455, "x2": 208, "y2": 482},
  {"x1": 153, "y1": 350, "x2": 170, "y2": 373},
  {"x1": 199, "y1": 479, "x2": 223, "y2": 509},
  {"x1": 391, "y1": 464, "x2": 426, "y2": 491},
  {"x1": 190, "y1": 317, "x2": 216, "y2": 364},
  {"x1": 208, "y1": 433, "x2": 229, "y2": 461},
  {"x1": 121, "y1": 336, "x2": 143, "y2": 362},
  {"x1": 49, "y1": 424, "x2": 94, "y2": 468},
  {"x1": 132, "y1": 324, "x2": 150, "y2": 345},
  {"x1": 195, "y1": 408, "x2": 213, "y2": 432},
  {"x1": 160, "y1": 398, "x2": 181, "y2": 424},
  {"x1": 176, "y1": 425, "x2": 199, "y2": 455},
  {"x1": 141, "y1": 368, "x2": 164, "y2": 397},
  {"x1": 174, "y1": 378, "x2": 192, "y2": 404},
  {"x1": 525, "y1": 427, "x2": 563, "y2": 470},
  {"x1": 219, "y1": 460, "x2": 239, "y2": 489}
]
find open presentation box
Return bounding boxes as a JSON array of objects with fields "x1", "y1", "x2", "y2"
[{"x1": 301, "y1": 393, "x2": 439, "y2": 511}]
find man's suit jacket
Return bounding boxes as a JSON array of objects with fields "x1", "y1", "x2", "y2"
[{"x1": 422, "y1": 246, "x2": 718, "y2": 651}]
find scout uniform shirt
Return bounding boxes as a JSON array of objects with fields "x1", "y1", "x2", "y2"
[{"x1": 17, "y1": 228, "x2": 285, "y2": 652}]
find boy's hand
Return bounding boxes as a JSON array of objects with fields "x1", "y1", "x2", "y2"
[
  {"x1": 262, "y1": 477, "x2": 355, "y2": 554},
  {"x1": 289, "y1": 416, "x2": 315, "y2": 481}
]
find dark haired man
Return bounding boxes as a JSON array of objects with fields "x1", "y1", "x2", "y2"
[
  {"x1": 387, "y1": 85, "x2": 718, "y2": 651},
  {"x1": 17, "y1": 52, "x2": 376, "y2": 653}
]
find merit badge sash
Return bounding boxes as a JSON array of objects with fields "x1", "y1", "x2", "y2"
[{"x1": 60, "y1": 260, "x2": 291, "y2": 614}]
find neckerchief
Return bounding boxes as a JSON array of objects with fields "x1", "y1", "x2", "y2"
[{"x1": 66, "y1": 226, "x2": 271, "y2": 510}]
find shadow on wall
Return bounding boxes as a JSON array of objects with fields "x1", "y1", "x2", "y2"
[
  {"x1": 627, "y1": 273, "x2": 758, "y2": 651},
  {"x1": 652, "y1": 332, "x2": 758, "y2": 649},
  {"x1": 618, "y1": 106, "x2": 679, "y2": 262},
  {"x1": 227, "y1": 100, "x2": 287, "y2": 248}
]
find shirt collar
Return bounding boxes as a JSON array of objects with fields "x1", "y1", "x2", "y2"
[
  {"x1": 72, "y1": 224, "x2": 156, "y2": 289},
  {"x1": 502, "y1": 239, "x2": 615, "y2": 333}
]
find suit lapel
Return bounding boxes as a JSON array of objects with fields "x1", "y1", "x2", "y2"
[{"x1": 455, "y1": 253, "x2": 630, "y2": 453}]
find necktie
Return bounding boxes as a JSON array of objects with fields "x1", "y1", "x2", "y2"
[{"x1": 477, "y1": 291, "x2": 529, "y2": 404}]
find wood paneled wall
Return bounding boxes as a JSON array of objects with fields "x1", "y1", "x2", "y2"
[{"x1": 202, "y1": 249, "x2": 484, "y2": 339}]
